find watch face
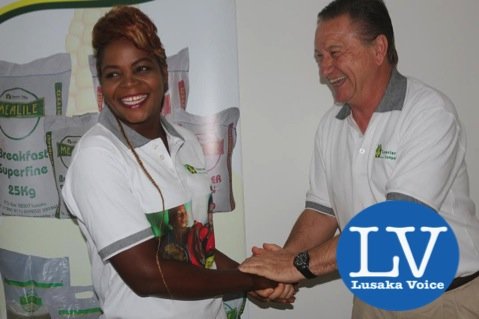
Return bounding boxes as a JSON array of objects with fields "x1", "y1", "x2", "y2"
[
  {"x1": 294, "y1": 251, "x2": 316, "y2": 279},
  {"x1": 295, "y1": 252, "x2": 308, "y2": 266}
]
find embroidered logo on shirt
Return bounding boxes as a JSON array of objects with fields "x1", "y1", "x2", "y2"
[
  {"x1": 184, "y1": 164, "x2": 206, "y2": 174},
  {"x1": 375, "y1": 144, "x2": 397, "y2": 160},
  {"x1": 185, "y1": 164, "x2": 197, "y2": 174}
]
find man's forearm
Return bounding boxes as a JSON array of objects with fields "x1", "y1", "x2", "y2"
[
  {"x1": 284, "y1": 209, "x2": 338, "y2": 252},
  {"x1": 307, "y1": 235, "x2": 339, "y2": 277}
]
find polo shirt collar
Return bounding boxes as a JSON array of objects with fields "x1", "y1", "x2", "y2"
[
  {"x1": 336, "y1": 68, "x2": 407, "y2": 120},
  {"x1": 98, "y1": 106, "x2": 184, "y2": 148}
]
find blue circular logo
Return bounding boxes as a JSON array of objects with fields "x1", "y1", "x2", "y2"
[{"x1": 337, "y1": 200, "x2": 459, "y2": 311}]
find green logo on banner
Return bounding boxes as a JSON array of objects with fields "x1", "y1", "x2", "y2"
[
  {"x1": 0, "y1": 88, "x2": 43, "y2": 140},
  {"x1": 0, "y1": 100, "x2": 44, "y2": 118},
  {"x1": 0, "y1": 0, "x2": 153, "y2": 24}
]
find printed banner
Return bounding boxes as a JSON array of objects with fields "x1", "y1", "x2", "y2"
[{"x1": 0, "y1": 0, "x2": 152, "y2": 23}]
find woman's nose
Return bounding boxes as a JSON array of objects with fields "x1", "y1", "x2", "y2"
[{"x1": 120, "y1": 72, "x2": 138, "y2": 87}]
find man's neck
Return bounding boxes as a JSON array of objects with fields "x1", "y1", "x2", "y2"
[{"x1": 350, "y1": 66, "x2": 393, "y2": 133}]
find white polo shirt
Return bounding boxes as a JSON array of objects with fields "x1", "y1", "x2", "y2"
[
  {"x1": 62, "y1": 106, "x2": 226, "y2": 319},
  {"x1": 306, "y1": 69, "x2": 479, "y2": 276}
]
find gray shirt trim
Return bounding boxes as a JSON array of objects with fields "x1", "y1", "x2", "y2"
[
  {"x1": 386, "y1": 192, "x2": 437, "y2": 213},
  {"x1": 99, "y1": 228, "x2": 153, "y2": 260},
  {"x1": 98, "y1": 106, "x2": 183, "y2": 148},
  {"x1": 336, "y1": 68, "x2": 407, "y2": 120},
  {"x1": 305, "y1": 201, "x2": 335, "y2": 216}
]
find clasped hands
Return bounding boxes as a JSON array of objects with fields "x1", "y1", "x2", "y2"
[{"x1": 239, "y1": 243, "x2": 300, "y2": 304}]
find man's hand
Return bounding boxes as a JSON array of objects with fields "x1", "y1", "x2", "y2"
[
  {"x1": 241, "y1": 243, "x2": 298, "y2": 303},
  {"x1": 239, "y1": 243, "x2": 304, "y2": 284}
]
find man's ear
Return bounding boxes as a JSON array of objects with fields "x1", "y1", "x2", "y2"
[{"x1": 373, "y1": 34, "x2": 388, "y2": 65}]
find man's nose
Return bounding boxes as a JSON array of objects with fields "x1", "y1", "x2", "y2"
[
  {"x1": 319, "y1": 55, "x2": 333, "y2": 78},
  {"x1": 318, "y1": 56, "x2": 333, "y2": 84}
]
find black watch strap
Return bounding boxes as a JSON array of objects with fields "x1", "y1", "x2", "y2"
[{"x1": 293, "y1": 251, "x2": 316, "y2": 279}]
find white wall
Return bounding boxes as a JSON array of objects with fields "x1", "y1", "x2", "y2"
[{"x1": 236, "y1": 0, "x2": 479, "y2": 318}]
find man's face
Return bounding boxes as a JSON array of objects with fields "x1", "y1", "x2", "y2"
[{"x1": 314, "y1": 14, "x2": 381, "y2": 108}]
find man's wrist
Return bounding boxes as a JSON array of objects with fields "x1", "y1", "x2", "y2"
[{"x1": 293, "y1": 251, "x2": 316, "y2": 279}]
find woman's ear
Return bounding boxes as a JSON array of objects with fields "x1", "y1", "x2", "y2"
[
  {"x1": 97, "y1": 86, "x2": 104, "y2": 110},
  {"x1": 163, "y1": 69, "x2": 169, "y2": 93}
]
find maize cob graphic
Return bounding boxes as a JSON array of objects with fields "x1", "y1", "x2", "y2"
[{"x1": 65, "y1": 8, "x2": 109, "y2": 115}]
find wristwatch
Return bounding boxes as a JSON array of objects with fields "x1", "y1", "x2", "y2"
[{"x1": 293, "y1": 251, "x2": 316, "y2": 279}]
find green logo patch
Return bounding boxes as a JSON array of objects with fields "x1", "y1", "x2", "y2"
[{"x1": 375, "y1": 144, "x2": 397, "y2": 160}]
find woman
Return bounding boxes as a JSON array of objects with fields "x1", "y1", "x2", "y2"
[{"x1": 62, "y1": 6, "x2": 292, "y2": 319}]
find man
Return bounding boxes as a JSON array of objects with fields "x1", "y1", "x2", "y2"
[{"x1": 239, "y1": 0, "x2": 479, "y2": 317}]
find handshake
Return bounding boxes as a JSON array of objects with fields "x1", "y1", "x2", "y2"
[
  {"x1": 239, "y1": 243, "x2": 306, "y2": 305},
  {"x1": 239, "y1": 233, "x2": 339, "y2": 305}
]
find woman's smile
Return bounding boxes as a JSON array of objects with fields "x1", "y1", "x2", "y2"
[{"x1": 121, "y1": 94, "x2": 148, "y2": 109}]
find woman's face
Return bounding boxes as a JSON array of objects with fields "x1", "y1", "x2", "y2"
[
  {"x1": 175, "y1": 206, "x2": 188, "y2": 228},
  {"x1": 100, "y1": 38, "x2": 167, "y2": 138}
]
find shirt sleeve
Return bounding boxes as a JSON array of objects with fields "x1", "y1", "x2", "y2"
[
  {"x1": 62, "y1": 137, "x2": 153, "y2": 261},
  {"x1": 305, "y1": 125, "x2": 335, "y2": 217},
  {"x1": 386, "y1": 91, "x2": 466, "y2": 211}
]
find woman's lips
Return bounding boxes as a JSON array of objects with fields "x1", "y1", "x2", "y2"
[{"x1": 121, "y1": 94, "x2": 148, "y2": 109}]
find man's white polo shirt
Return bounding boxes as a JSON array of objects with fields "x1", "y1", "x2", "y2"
[
  {"x1": 306, "y1": 69, "x2": 479, "y2": 277},
  {"x1": 62, "y1": 106, "x2": 225, "y2": 319}
]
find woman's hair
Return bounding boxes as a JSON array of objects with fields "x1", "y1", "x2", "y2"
[
  {"x1": 318, "y1": 0, "x2": 398, "y2": 66},
  {"x1": 92, "y1": 6, "x2": 168, "y2": 80}
]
